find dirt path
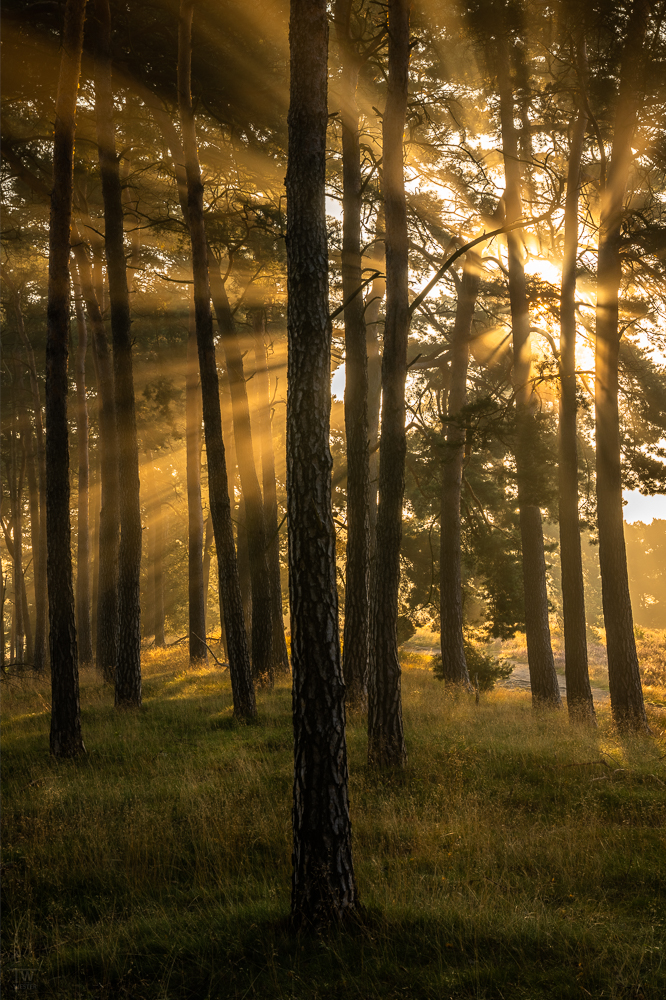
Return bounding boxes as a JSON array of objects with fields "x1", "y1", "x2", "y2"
[
  {"x1": 498, "y1": 659, "x2": 610, "y2": 703},
  {"x1": 404, "y1": 645, "x2": 610, "y2": 704}
]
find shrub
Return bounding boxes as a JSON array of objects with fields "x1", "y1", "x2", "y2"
[{"x1": 433, "y1": 641, "x2": 514, "y2": 691}]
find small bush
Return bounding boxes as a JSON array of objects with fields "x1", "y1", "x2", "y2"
[{"x1": 433, "y1": 641, "x2": 514, "y2": 690}]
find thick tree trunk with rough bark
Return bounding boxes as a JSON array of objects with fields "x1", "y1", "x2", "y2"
[
  {"x1": 595, "y1": 0, "x2": 650, "y2": 732},
  {"x1": 94, "y1": 0, "x2": 142, "y2": 707},
  {"x1": 559, "y1": 40, "x2": 594, "y2": 723},
  {"x1": 46, "y1": 0, "x2": 86, "y2": 758},
  {"x1": 73, "y1": 281, "x2": 94, "y2": 666},
  {"x1": 208, "y1": 264, "x2": 273, "y2": 685},
  {"x1": 186, "y1": 300, "x2": 208, "y2": 663},
  {"x1": 178, "y1": 0, "x2": 255, "y2": 719},
  {"x1": 251, "y1": 307, "x2": 290, "y2": 675},
  {"x1": 73, "y1": 249, "x2": 119, "y2": 682},
  {"x1": 335, "y1": 0, "x2": 371, "y2": 709},
  {"x1": 368, "y1": 0, "x2": 411, "y2": 767},
  {"x1": 287, "y1": 0, "x2": 357, "y2": 928},
  {"x1": 439, "y1": 258, "x2": 479, "y2": 686},
  {"x1": 496, "y1": 46, "x2": 561, "y2": 708}
]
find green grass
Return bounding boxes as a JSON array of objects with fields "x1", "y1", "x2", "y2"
[{"x1": 2, "y1": 648, "x2": 666, "y2": 999}]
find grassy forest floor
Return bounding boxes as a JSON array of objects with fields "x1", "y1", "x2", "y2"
[{"x1": 2, "y1": 645, "x2": 666, "y2": 999}]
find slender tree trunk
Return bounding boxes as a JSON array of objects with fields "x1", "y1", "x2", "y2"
[
  {"x1": 202, "y1": 512, "x2": 214, "y2": 637},
  {"x1": 8, "y1": 411, "x2": 25, "y2": 664},
  {"x1": 186, "y1": 297, "x2": 208, "y2": 663},
  {"x1": 178, "y1": 0, "x2": 255, "y2": 719},
  {"x1": 46, "y1": 0, "x2": 86, "y2": 758},
  {"x1": 559, "y1": 37, "x2": 595, "y2": 723},
  {"x1": 153, "y1": 500, "x2": 166, "y2": 647},
  {"x1": 439, "y1": 258, "x2": 479, "y2": 686},
  {"x1": 335, "y1": 0, "x2": 371, "y2": 709},
  {"x1": 14, "y1": 295, "x2": 48, "y2": 672},
  {"x1": 368, "y1": 0, "x2": 411, "y2": 768},
  {"x1": 73, "y1": 249, "x2": 119, "y2": 681},
  {"x1": 365, "y1": 203, "x2": 386, "y2": 560},
  {"x1": 94, "y1": 0, "x2": 142, "y2": 707},
  {"x1": 208, "y1": 262, "x2": 273, "y2": 686},
  {"x1": 1, "y1": 565, "x2": 6, "y2": 670},
  {"x1": 595, "y1": 0, "x2": 651, "y2": 732},
  {"x1": 145, "y1": 454, "x2": 166, "y2": 647},
  {"x1": 236, "y1": 497, "x2": 253, "y2": 655},
  {"x1": 22, "y1": 413, "x2": 40, "y2": 666},
  {"x1": 73, "y1": 279, "x2": 94, "y2": 666},
  {"x1": 496, "y1": 44, "x2": 561, "y2": 708},
  {"x1": 287, "y1": 0, "x2": 357, "y2": 927},
  {"x1": 251, "y1": 308, "x2": 290, "y2": 675},
  {"x1": 90, "y1": 448, "x2": 100, "y2": 654}
]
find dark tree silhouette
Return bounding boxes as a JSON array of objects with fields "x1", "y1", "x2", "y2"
[
  {"x1": 595, "y1": 0, "x2": 651, "y2": 731},
  {"x1": 368, "y1": 0, "x2": 411, "y2": 767},
  {"x1": 46, "y1": 0, "x2": 86, "y2": 758},
  {"x1": 94, "y1": 0, "x2": 142, "y2": 707},
  {"x1": 178, "y1": 0, "x2": 256, "y2": 719},
  {"x1": 287, "y1": 0, "x2": 358, "y2": 927}
]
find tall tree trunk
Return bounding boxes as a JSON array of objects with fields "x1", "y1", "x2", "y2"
[
  {"x1": 73, "y1": 279, "x2": 94, "y2": 666},
  {"x1": 46, "y1": 0, "x2": 86, "y2": 758},
  {"x1": 287, "y1": 0, "x2": 357, "y2": 927},
  {"x1": 22, "y1": 409, "x2": 40, "y2": 666},
  {"x1": 153, "y1": 502, "x2": 166, "y2": 648},
  {"x1": 368, "y1": 0, "x2": 411, "y2": 768},
  {"x1": 14, "y1": 293, "x2": 48, "y2": 672},
  {"x1": 202, "y1": 512, "x2": 215, "y2": 638},
  {"x1": 439, "y1": 258, "x2": 480, "y2": 686},
  {"x1": 496, "y1": 44, "x2": 561, "y2": 708},
  {"x1": 73, "y1": 248, "x2": 119, "y2": 682},
  {"x1": 208, "y1": 262, "x2": 273, "y2": 686},
  {"x1": 559, "y1": 36, "x2": 595, "y2": 723},
  {"x1": 595, "y1": 0, "x2": 651, "y2": 732},
  {"x1": 365, "y1": 203, "x2": 386, "y2": 560},
  {"x1": 178, "y1": 0, "x2": 255, "y2": 719},
  {"x1": 335, "y1": 0, "x2": 371, "y2": 709},
  {"x1": 251, "y1": 307, "x2": 290, "y2": 676},
  {"x1": 186, "y1": 296, "x2": 208, "y2": 663},
  {"x1": 90, "y1": 447, "x2": 100, "y2": 655},
  {"x1": 8, "y1": 408, "x2": 25, "y2": 664},
  {"x1": 94, "y1": 0, "x2": 142, "y2": 707}
]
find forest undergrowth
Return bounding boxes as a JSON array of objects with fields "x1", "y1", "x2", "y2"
[{"x1": 1, "y1": 646, "x2": 665, "y2": 999}]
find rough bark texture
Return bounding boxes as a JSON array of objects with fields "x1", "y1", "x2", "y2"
[
  {"x1": 94, "y1": 0, "x2": 142, "y2": 707},
  {"x1": 559, "y1": 42, "x2": 595, "y2": 723},
  {"x1": 186, "y1": 300, "x2": 208, "y2": 663},
  {"x1": 287, "y1": 0, "x2": 357, "y2": 928},
  {"x1": 251, "y1": 307, "x2": 290, "y2": 676},
  {"x1": 178, "y1": 0, "x2": 255, "y2": 719},
  {"x1": 208, "y1": 264, "x2": 273, "y2": 686},
  {"x1": 496, "y1": 45, "x2": 561, "y2": 708},
  {"x1": 335, "y1": 0, "x2": 371, "y2": 709},
  {"x1": 73, "y1": 281, "x2": 94, "y2": 666},
  {"x1": 46, "y1": 0, "x2": 86, "y2": 758},
  {"x1": 73, "y1": 247, "x2": 119, "y2": 682},
  {"x1": 595, "y1": 0, "x2": 650, "y2": 732},
  {"x1": 368, "y1": 0, "x2": 411, "y2": 768},
  {"x1": 145, "y1": 455, "x2": 166, "y2": 647},
  {"x1": 14, "y1": 295, "x2": 48, "y2": 672},
  {"x1": 439, "y1": 259, "x2": 479, "y2": 686}
]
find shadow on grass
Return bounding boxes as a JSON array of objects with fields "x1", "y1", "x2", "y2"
[{"x1": 4, "y1": 907, "x2": 663, "y2": 999}]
